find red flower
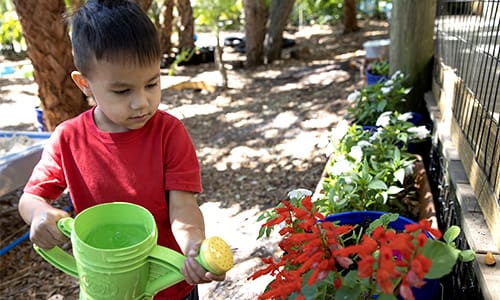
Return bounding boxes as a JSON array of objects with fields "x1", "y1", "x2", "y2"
[
  {"x1": 405, "y1": 218, "x2": 442, "y2": 239},
  {"x1": 357, "y1": 255, "x2": 376, "y2": 277},
  {"x1": 249, "y1": 194, "x2": 443, "y2": 300},
  {"x1": 376, "y1": 268, "x2": 395, "y2": 294}
]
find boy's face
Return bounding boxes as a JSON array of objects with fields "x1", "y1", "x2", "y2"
[{"x1": 73, "y1": 59, "x2": 161, "y2": 132}]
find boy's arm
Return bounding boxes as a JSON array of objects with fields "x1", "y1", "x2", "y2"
[
  {"x1": 169, "y1": 190, "x2": 225, "y2": 284},
  {"x1": 169, "y1": 190, "x2": 205, "y2": 254},
  {"x1": 18, "y1": 193, "x2": 70, "y2": 249}
]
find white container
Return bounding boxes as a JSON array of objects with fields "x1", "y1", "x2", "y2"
[
  {"x1": 363, "y1": 39, "x2": 390, "y2": 59},
  {"x1": 0, "y1": 131, "x2": 51, "y2": 197}
]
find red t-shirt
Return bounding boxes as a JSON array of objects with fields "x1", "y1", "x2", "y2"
[{"x1": 24, "y1": 108, "x2": 202, "y2": 299}]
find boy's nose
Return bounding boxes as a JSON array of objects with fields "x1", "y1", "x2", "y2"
[{"x1": 130, "y1": 93, "x2": 148, "y2": 110}]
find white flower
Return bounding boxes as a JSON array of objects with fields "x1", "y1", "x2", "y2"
[
  {"x1": 391, "y1": 70, "x2": 402, "y2": 80},
  {"x1": 407, "y1": 126, "x2": 430, "y2": 139},
  {"x1": 348, "y1": 145, "x2": 363, "y2": 162},
  {"x1": 381, "y1": 86, "x2": 392, "y2": 94},
  {"x1": 376, "y1": 111, "x2": 393, "y2": 127},
  {"x1": 347, "y1": 90, "x2": 360, "y2": 102},
  {"x1": 383, "y1": 79, "x2": 394, "y2": 87},
  {"x1": 287, "y1": 188, "x2": 312, "y2": 200},
  {"x1": 398, "y1": 112, "x2": 413, "y2": 122},
  {"x1": 329, "y1": 157, "x2": 352, "y2": 176},
  {"x1": 370, "y1": 127, "x2": 384, "y2": 141},
  {"x1": 357, "y1": 140, "x2": 372, "y2": 148},
  {"x1": 330, "y1": 120, "x2": 349, "y2": 143}
]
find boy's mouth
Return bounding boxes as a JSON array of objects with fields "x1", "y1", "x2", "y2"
[{"x1": 129, "y1": 113, "x2": 148, "y2": 120}]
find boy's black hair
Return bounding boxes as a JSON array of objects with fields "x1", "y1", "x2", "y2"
[{"x1": 70, "y1": 0, "x2": 160, "y2": 75}]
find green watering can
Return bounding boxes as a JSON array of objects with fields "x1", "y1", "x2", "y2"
[{"x1": 34, "y1": 202, "x2": 233, "y2": 300}]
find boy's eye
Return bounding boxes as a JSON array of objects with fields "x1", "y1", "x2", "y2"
[
  {"x1": 146, "y1": 82, "x2": 158, "y2": 89},
  {"x1": 113, "y1": 89, "x2": 130, "y2": 94}
]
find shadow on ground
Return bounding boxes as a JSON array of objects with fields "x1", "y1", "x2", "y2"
[{"x1": 0, "y1": 20, "x2": 389, "y2": 299}]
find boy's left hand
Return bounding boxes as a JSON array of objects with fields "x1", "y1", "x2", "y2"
[{"x1": 181, "y1": 240, "x2": 226, "y2": 285}]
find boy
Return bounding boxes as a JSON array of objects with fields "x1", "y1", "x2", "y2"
[{"x1": 17, "y1": 0, "x2": 224, "y2": 299}]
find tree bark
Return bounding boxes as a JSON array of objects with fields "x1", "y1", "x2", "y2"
[
  {"x1": 215, "y1": 32, "x2": 227, "y2": 90},
  {"x1": 13, "y1": 0, "x2": 89, "y2": 131},
  {"x1": 389, "y1": 0, "x2": 436, "y2": 111},
  {"x1": 176, "y1": 0, "x2": 195, "y2": 52},
  {"x1": 136, "y1": 0, "x2": 153, "y2": 11},
  {"x1": 244, "y1": 0, "x2": 267, "y2": 67},
  {"x1": 343, "y1": 0, "x2": 360, "y2": 34},
  {"x1": 69, "y1": 0, "x2": 84, "y2": 14},
  {"x1": 159, "y1": 0, "x2": 175, "y2": 55},
  {"x1": 265, "y1": 0, "x2": 295, "y2": 64}
]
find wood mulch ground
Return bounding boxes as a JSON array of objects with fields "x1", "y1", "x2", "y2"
[{"x1": 0, "y1": 20, "x2": 388, "y2": 299}]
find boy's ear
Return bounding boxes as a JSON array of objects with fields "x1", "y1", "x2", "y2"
[{"x1": 71, "y1": 71, "x2": 91, "y2": 96}]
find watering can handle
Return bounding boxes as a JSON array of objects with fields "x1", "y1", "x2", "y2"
[
  {"x1": 144, "y1": 245, "x2": 186, "y2": 297},
  {"x1": 33, "y1": 217, "x2": 78, "y2": 278}
]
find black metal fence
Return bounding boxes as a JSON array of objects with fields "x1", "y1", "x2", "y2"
[
  {"x1": 431, "y1": 1, "x2": 499, "y2": 299},
  {"x1": 428, "y1": 141, "x2": 484, "y2": 299},
  {"x1": 434, "y1": 0, "x2": 500, "y2": 203}
]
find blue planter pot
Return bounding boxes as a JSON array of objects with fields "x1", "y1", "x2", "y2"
[
  {"x1": 408, "y1": 112, "x2": 423, "y2": 126},
  {"x1": 324, "y1": 211, "x2": 440, "y2": 300},
  {"x1": 366, "y1": 69, "x2": 389, "y2": 85}
]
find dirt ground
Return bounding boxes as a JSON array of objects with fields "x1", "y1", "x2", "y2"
[{"x1": 0, "y1": 20, "x2": 389, "y2": 299}]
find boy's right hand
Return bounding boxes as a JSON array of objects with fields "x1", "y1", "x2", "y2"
[{"x1": 29, "y1": 206, "x2": 70, "y2": 249}]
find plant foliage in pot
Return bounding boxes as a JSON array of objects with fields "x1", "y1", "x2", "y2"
[
  {"x1": 249, "y1": 190, "x2": 475, "y2": 300},
  {"x1": 366, "y1": 60, "x2": 390, "y2": 85},
  {"x1": 347, "y1": 71, "x2": 411, "y2": 126},
  {"x1": 319, "y1": 112, "x2": 432, "y2": 221}
]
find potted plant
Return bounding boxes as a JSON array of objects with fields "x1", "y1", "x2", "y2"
[
  {"x1": 366, "y1": 60, "x2": 390, "y2": 85},
  {"x1": 318, "y1": 111, "x2": 432, "y2": 221},
  {"x1": 249, "y1": 190, "x2": 475, "y2": 300},
  {"x1": 347, "y1": 71, "x2": 411, "y2": 126}
]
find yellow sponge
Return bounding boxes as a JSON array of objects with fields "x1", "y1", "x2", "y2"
[{"x1": 197, "y1": 236, "x2": 233, "y2": 275}]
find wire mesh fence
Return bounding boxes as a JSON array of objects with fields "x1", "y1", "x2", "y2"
[{"x1": 434, "y1": 0, "x2": 500, "y2": 225}]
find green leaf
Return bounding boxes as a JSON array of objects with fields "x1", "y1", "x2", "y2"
[
  {"x1": 257, "y1": 226, "x2": 266, "y2": 239},
  {"x1": 256, "y1": 211, "x2": 270, "y2": 222},
  {"x1": 394, "y1": 168, "x2": 406, "y2": 185},
  {"x1": 423, "y1": 240, "x2": 460, "y2": 279},
  {"x1": 377, "y1": 294, "x2": 398, "y2": 300},
  {"x1": 459, "y1": 249, "x2": 476, "y2": 262},
  {"x1": 443, "y1": 225, "x2": 461, "y2": 244},
  {"x1": 368, "y1": 179, "x2": 388, "y2": 190},
  {"x1": 387, "y1": 186, "x2": 404, "y2": 195},
  {"x1": 393, "y1": 147, "x2": 401, "y2": 161},
  {"x1": 335, "y1": 285, "x2": 362, "y2": 300}
]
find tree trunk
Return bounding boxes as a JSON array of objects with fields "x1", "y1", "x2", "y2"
[
  {"x1": 389, "y1": 0, "x2": 436, "y2": 111},
  {"x1": 176, "y1": 0, "x2": 195, "y2": 52},
  {"x1": 244, "y1": 0, "x2": 267, "y2": 67},
  {"x1": 343, "y1": 0, "x2": 360, "y2": 34},
  {"x1": 136, "y1": 0, "x2": 153, "y2": 11},
  {"x1": 13, "y1": 0, "x2": 89, "y2": 132},
  {"x1": 159, "y1": 0, "x2": 175, "y2": 55},
  {"x1": 265, "y1": 0, "x2": 295, "y2": 64},
  {"x1": 215, "y1": 31, "x2": 227, "y2": 90},
  {"x1": 70, "y1": 0, "x2": 84, "y2": 13}
]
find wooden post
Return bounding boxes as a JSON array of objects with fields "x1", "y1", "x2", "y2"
[{"x1": 389, "y1": 0, "x2": 436, "y2": 112}]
